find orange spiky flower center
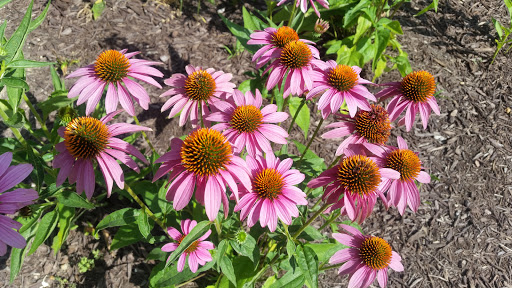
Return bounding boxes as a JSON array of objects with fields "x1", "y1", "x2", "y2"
[
  {"x1": 385, "y1": 149, "x2": 421, "y2": 182},
  {"x1": 400, "y1": 71, "x2": 436, "y2": 103},
  {"x1": 184, "y1": 70, "x2": 217, "y2": 101},
  {"x1": 337, "y1": 155, "x2": 381, "y2": 196},
  {"x1": 354, "y1": 104, "x2": 391, "y2": 145},
  {"x1": 177, "y1": 234, "x2": 200, "y2": 253},
  {"x1": 64, "y1": 117, "x2": 110, "y2": 160},
  {"x1": 181, "y1": 128, "x2": 232, "y2": 176},
  {"x1": 94, "y1": 50, "x2": 130, "y2": 82},
  {"x1": 327, "y1": 65, "x2": 358, "y2": 92},
  {"x1": 359, "y1": 236, "x2": 392, "y2": 270},
  {"x1": 230, "y1": 105, "x2": 263, "y2": 133},
  {"x1": 271, "y1": 26, "x2": 300, "y2": 48},
  {"x1": 253, "y1": 168, "x2": 285, "y2": 200},
  {"x1": 280, "y1": 40, "x2": 312, "y2": 69}
]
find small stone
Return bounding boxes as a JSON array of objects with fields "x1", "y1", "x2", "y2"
[
  {"x1": 60, "y1": 263, "x2": 69, "y2": 271},
  {"x1": 160, "y1": 55, "x2": 169, "y2": 62},
  {"x1": 474, "y1": 160, "x2": 480, "y2": 167},
  {"x1": 450, "y1": 109, "x2": 458, "y2": 117},
  {"x1": 61, "y1": 28, "x2": 72, "y2": 36}
]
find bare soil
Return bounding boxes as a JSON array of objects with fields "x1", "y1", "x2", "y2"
[{"x1": 1, "y1": 0, "x2": 511, "y2": 287}]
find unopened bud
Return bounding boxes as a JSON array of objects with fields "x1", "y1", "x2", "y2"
[
  {"x1": 57, "y1": 106, "x2": 78, "y2": 125},
  {"x1": 313, "y1": 19, "x2": 330, "y2": 36}
]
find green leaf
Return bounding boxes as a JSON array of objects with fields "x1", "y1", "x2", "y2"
[
  {"x1": 92, "y1": 0, "x2": 106, "y2": 20},
  {"x1": 373, "y1": 58, "x2": 387, "y2": 81},
  {"x1": 304, "y1": 242, "x2": 347, "y2": 263},
  {"x1": 56, "y1": 190, "x2": 95, "y2": 209},
  {"x1": 26, "y1": 146, "x2": 44, "y2": 190},
  {"x1": 215, "y1": 239, "x2": 228, "y2": 271},
  {"x1": 220, "y1": 257, "x2": 237, "y2": 286},
  {"x1": 51, "y1": 204, "x2": 75, "y2": 253},
  {"x1": 242, "y1": 6, "x2": 258, "y2": 30},
  {"x1": 219, "y1": 14, "x2": 258, "y2": 55},
  {"x1": 262, "y1": 276, "x2": 277, "y2": 288},
  {"x1": 28, "y1": 0, "x2": 51, "y2": 32},
  {"x1": 7, "y1": 59, "x2": 54, "y2": 68},
  {"x1": 147, "y1": 247, "x2": 168, "y2": 262},
  {"x1": 28, "y1": 210, "x2": 58, "y2": 255},
  {"x1": 382, "y1": 20, "x2": 403, "y2": 35},
  {"x1": 4, "y1": 0, "x2": 33, "y2": 62},
  {"x1": 493, "y1": 18, "x2": 504, "y2": 39},
  {"x1": 343, "y1": 0, "x2": 370, "y2": 28},
  {"x1": 0, "y1": 77, "x2": 29, "y2": 90},
  {"x1": 50, "y1": 65, "x2": 62, "y2": 91},
  {"x1": 395, "y1": 54, "x2": 412, "y2": 76},
  {"x1": 10, "y1": 217, "x2": 36, "y2": 282},
  {"x1": 415, "y1": 1, "x2": 436, "y2": 17},
  {"x1": 137, "y1": 208, "x2": 153, "y2": 239},
  {"x1": 0, "y1": 21, "x2": 7, "y2": 40},
  {"x1": 96, "y1": 208, "x2": 140, "y2": 231},
  {"x1": 373, "y1": 27, "x2": 391, "y2": 71},
  {"x1": 230, "y1": 233, "x2": 259, "y2": 265},
  {"x1": 271, "y1": 269, "x2": 305, "y2": 288},
  {"x1": 324, "y1": 40, "x2": 342, "y2": 55},
  {"x1": 288, "y1": 97, "x2": 310, "y2": 139},
  {"x1": 165, "y1": 221, "x2": 211, "y2": 267},
  {"x1": 296, "y1": 225, "x2": 325, "y2": 241},
  {"x1": 286, "y1": 238, "x2": 296, "y2": 258},
  {"x1": 354, "y1": 15, "x2": 372, "y2": 44},
  {"x1": 297, "y1": 246, "x2": 319, "y2": 288},
  {"x1": 38, "y1": 94, "x2": 75, "y2": 118},
  {"x1": 0, "y1": 0, "x2": 14, "y2": 9},
  {"x1": 110, "y1": 222, "x2": 145, "y2": 250},
  {"x1": 232, "y1": 256, "x2": 257, "y2": 287},
  {"x1": 149, "y1": 259, "x2": 215, "y2": 287}
]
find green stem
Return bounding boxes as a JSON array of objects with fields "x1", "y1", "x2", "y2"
[
  {"x1": 133, "y1": 115, "x2": 157, "y2": 155},
  {"x1": 0, "y1": 107, "x2": 28, "y2": 147},
  {"x1": 327, "y1": 156, "x2": 341, "y2": 169},
  {"x1": 23, "y1": 94, "x2": 52, "y2": 140},
  {"x1": 311, "y1": 197, "x2": 323, "y2": 210},
  {"x1": 214, "y1": 218, "x2": 222, "y2": 237},
  {"x1": 287, "y1": 97, "x2": 307, "y2": 134},
  {"x1": 292, "y1": 203, "x2": 331, "y2": 240},
  {"x1": 176, "y1": 273, "x2": 205, "y2": 288},
  {"x1": 288, "y1": 0, "x2": 298, "y2": 26},
  {"x1": 298, "y1": 118, "x2": 324, "y2": 162},
  {"x1": 319, "y1": 262, "x2": 343, "y2": 271},
  {"x1": 124, "y1": 183, "x2": 167, "y2": 232},
  {"x1": 319, "y1": 210, "x2": 340, "y2": 231},
  {"x1": 199, "y1": 102, "x2": 205, "y2": 128}
]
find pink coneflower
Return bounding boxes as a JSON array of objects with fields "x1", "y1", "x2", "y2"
[
  {"x1": 307, "y1": 146, "x2": 400, "y2": 223},
  {"x1": 376, "y1": 71, "x2": 440, "y2": 131},
  {"x1": 248, "y1": 26, "x2": 316, "y2": 69},
  {"x1": 277, "y1": 0, "x2": 329, "y2": 18},
  {"x1": 322, "y1": 104, "x2": 392, "y2": 156},
  {"x1": 307, "y1": 61, "x2": 375, "y2": 118},
  {"x1": 329, "y1": 224, "x2": 403, "y2": 288},
  {"x1": 160, "y1": 65, "x2": 235, "y2": 127},
  {"x1": 234, "y1": 153, "x2": 307, "y2": 232},
  {"x1": 153, "y1": 128, "x2": 251, "y2": 221},
  {"x1": 67, "y1": 49, "x2": 163, "y2": 116},
  {"x1": 364, "y1": 136, "x2": 430, "y2": 215},
  {"x1": 206, "y1": 89, "x2": 289, "y2": 156},
  {"x1": 264, "y1": 40, "x2": 322, "y2": 98},
  {"x1": 53, "y1": 111, "x2": 151, "y2": 199},
  {"x1": 0, "y1": 152, "x2": 39, "y2": 256},
  {"x1": 161, "y1": 219, "x2": 214, "y2": 273},
  {"x1": 313, "y1": 18, "x2": 330, "y2": 35}
]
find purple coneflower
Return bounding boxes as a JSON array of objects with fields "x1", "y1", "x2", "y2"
[
  {"x1": 277, "y1": 0, "x2": 329, "y2": 18},
  {"x1": 329, "y1": 224, "x2": 403, "y2": 288},
  {"x1": 307, "y1": 61, "x2": 375, "y2": 118},
  {"x1": 206, "y1": 89, "x2": 289, "y2": 156},
  {"x1": 376, "y1": 71, "x2": 440, "y2": 131},
  {"x1": 307, "y1": 146, "x2": 400, "y2": 223},
  {"x1": 322, "y1": 104, "x2": 392, "y2": 156},
  {"x1": 162, "y1": 219, "x2": 214, "y2": 273},
  {"x1": 264, "y1": 40, "x2": 322, "y2": 98},
  {"x1": 0, "y1": 152, "x2": 38, "y2": 255},
  {"x1": 364, "y1": 136, "x2": 431, "y2": 215},
  {"x1": 248, "y1": 26, "x2": 316, "y2": 69},
  {"x1": 67, "y1": 49, "x2": 163, "y2": 116},
  {"x1": 53, "y1": 111, "x2": 151, "y2": 199},
  {"x1": 234, "y1": 153, "x2": 307, "y2": 232},
  {"x1": 153, "y1": 128, "x2": 251, "y2": 221},
  {"x1": 160, "y1": 65, "x2": 235, "y2": 127}
]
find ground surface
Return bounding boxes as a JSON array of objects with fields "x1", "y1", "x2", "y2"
[{"x1": 0, "y1": 0, "x2": 511, "y2": 287}]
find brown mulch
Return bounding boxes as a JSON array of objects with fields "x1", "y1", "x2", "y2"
[{"x1": 1, "y1": 0, "x2": 511, "y2": 287}]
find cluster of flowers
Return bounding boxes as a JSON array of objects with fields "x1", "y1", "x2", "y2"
[{"x1": 0, "y1": 22, "x2": 439, "y2": 288}]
